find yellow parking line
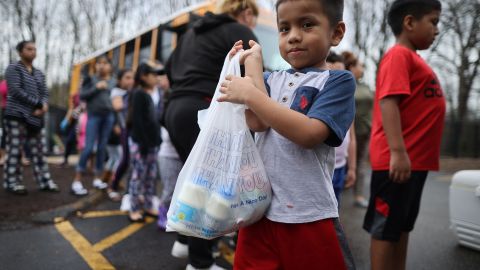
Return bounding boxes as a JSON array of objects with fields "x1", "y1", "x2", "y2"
[
  {"x1": 93, "y1": 217, "x2": 154, "y2": 252},
  {"x1": 55, "y1": 221, "x2": 115, "y2": 270},
  {"x1": 78, "y1": 210, "x2": 128, "y2": 219}
]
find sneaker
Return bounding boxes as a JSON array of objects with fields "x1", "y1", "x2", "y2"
[
  {"x1": 120, "y1": 194, "x2": 131, "y2": 211},
  {"x1": 354, "y1": 197, "x2": 369, "y2": 208},
  {"x1": 71, "y1": 181, "x2": 88, "y2": 196},
  {"x1": 186, "y1": 264, "x2": 226, "y2": 270},
  {"x1": 5, "y1": 183, "x2": 28, "y2": 195},
  {"x1": 152, "y1": 195, "x2": 161, "y2": 210},
  {"x1": 92, "y1": 178, "x2": 108, "y2": 190},
  {"x1": 171, "y1": 240, "x2": 189, "y2": 259},
  {"x1": 157, "y1": 204, "x2": 168, "y2": 230},
  {"x1": 108, "y1": 190, "x2": 122, "y2": 201},
  {"x1": 39, "y1": 180, "x2": 60, "y2": 192}
]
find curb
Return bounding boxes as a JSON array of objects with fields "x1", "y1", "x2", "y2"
[{"x1": 31, "y1": 190, "x2": 106, "y2": 224}]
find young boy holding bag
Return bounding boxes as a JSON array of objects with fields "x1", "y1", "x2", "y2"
[{"x1": 218, "y1": 0, "x2": 355, "y2": 268}]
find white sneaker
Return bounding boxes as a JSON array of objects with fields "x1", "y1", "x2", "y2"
[
  {"x1": 92, "y1": 178, "x2": 108, "y2": 190},
  {"x1": 171, "y1": 240, "x2": 189, "y2": 259},
  {"x1": 152, "y1": 195, "x2": 161, "y2": 210},
  {"x1": 186, "y1": 264, "x2": 226, "y2": 270},
  {"x1": 71, "y1": 181, "x2": 88, "y2": 196},
  {"x1": 120, "y1": 194, "x2": 131, "y2": 211}
]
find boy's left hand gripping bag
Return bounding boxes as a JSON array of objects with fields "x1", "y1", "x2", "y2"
[{"x1": 166, "y1": 53, "x2": 272, "y2": 239}]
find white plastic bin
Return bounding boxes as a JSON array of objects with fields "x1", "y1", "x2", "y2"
[{"x1": 449, "y1": 170, "x2": 480, "y2": 251}]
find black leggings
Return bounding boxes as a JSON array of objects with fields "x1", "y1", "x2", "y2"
[
  {"x1": 63, "y1": 125, "x2": 77, "y2": 163},
  {"x1": 112, "y1": 129, "x2": 130, "y2": 191},
  {"x1": 164, "y1": 95, "x2": 215, "y2": 268},
  {"x1": 164, "y1": 95, "x2": 210, "y2": 162}
]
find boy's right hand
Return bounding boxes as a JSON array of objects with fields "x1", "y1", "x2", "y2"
[
  {"x1": 96, "y1": 81, "x2": 108, "y2": 89},
  {"x1": 33, "y1": 109, "x2": 44, "y2": 117},
  {"x1": 229, "y1": 40, "x2": 262, "y2": 64},
  {"x1": 389, "y1": 150, "x2": 411, "y2": 183}
]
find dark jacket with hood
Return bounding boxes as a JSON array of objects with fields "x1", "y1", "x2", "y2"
[{"x1": 166, "y1": 12, "x2": 258, "y2": 100}]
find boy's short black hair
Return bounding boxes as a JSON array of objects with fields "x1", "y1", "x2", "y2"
[
  {"x1": 326, "y1": 51, "x2": 344, "y2": 64},
  {"x1": 276, "y1": 0, "x2": 344, "y2": 26},
  {"x1": 16, "y1": 40, "x2": 34, "y2": 53},
  {"x1": 388, "y1": 0, "x2": 442, "y2": 36}
]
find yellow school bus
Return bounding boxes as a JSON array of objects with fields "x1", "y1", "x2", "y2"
[{"x1": 69, "y1": 0, "x2": 287, "y2": 104}]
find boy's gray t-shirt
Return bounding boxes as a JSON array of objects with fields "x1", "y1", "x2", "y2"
[{"x1": 258, "y1": 68, "x2": 355, "y2": 223}]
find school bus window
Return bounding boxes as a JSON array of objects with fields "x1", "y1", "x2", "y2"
[
  {"x1": 161, "y1": 30, "x2": 175, "y2": 62},
  {"x1": 124, "y1": 39, "x2": 135, "y2": 68},
  {"x1": 139, "y1": 31, "x2": 153, "y2": 63},
  {"x1": 154, "y1": 27, "x2": 165, "y2": 62},
  {"x1": 139, "y1": 46, "x2": 151, "y2": 64}
]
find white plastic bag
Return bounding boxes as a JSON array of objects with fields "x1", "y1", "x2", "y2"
[{"x1": 166, "y1": 53, "x2": 272, "y2": 239}]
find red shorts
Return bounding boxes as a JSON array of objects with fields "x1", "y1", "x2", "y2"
[{"x1": 234, "y1": 217, "x2": 352, "y2": 270}]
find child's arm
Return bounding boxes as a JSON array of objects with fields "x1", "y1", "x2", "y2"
[
  {"x1": 228, "y1": 40, "x2": 269, "y2": 132},
  {"x1": 345, "y1": 123, "x2": 357, "y2": 188},
  {"x1": 380, "y1": 96, "x2": 411, "y2": 183},
  {"x1": 112, "y1": 96, "x2": 124, "y2": 112},
  {"x1": 220, "y1": 51, "x2": 354, "y2": 148},
  {"x1": 219, "y1": 77, "x2": 332, "y2": 148}
]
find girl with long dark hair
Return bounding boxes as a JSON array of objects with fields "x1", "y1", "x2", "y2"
[{"x1": 126, "y1": 63, "x2": 162, "y2": 222}]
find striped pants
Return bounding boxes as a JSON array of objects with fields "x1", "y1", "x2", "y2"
[
  {"x1": 128, "y1": 141, "x2": 158, "y2": 212},
  {"x1": 3, "y1": 118, "x2": 52, "y2": 188}
]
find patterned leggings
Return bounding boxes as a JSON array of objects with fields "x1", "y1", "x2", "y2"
[
  {"x1": 3, "y1": 118, "x2": 51, "y2": 187},
  {"x1": 128, "y1": 141, "x2": 158, "y2": 212}
]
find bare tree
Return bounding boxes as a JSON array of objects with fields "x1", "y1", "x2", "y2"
[
  {"x1": 66, "y1": 1, "x2": 82, "y2": 71},
  {"x1": 102, "y1": 0, "x2": 130, "y2": 43},
  {"x1": 12, "y1": 0, "x2": 37, "y2": 41},
  {"x1": 79, "y1": 0, "x2": 101, "y2": 52},
  {"x1": 38, "y1": 0, "x2": 58, "y2": 79},
  {"x1": 431, "y1": 0, "x2": 480, "y2": 156},
  {"x1": 1, "y1": 0, "x2": 223, "y2": 87},
  {"x1": 0, "y1": 0, "x2": 12, "y2": 69},
  {"x1": 346, "y1": 0, "x2": 394, "y2": 78},
  {"x1": 24, "y1": 0, "x2": 36, "y2": 41}
]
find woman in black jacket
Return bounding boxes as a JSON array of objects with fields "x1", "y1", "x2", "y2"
[
  {"x1": 164, "y1": 0, "x2": 259, "y2": 269},
  {"x1": 126, "y1": 63, "x2": 162, "y2": 222}
]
